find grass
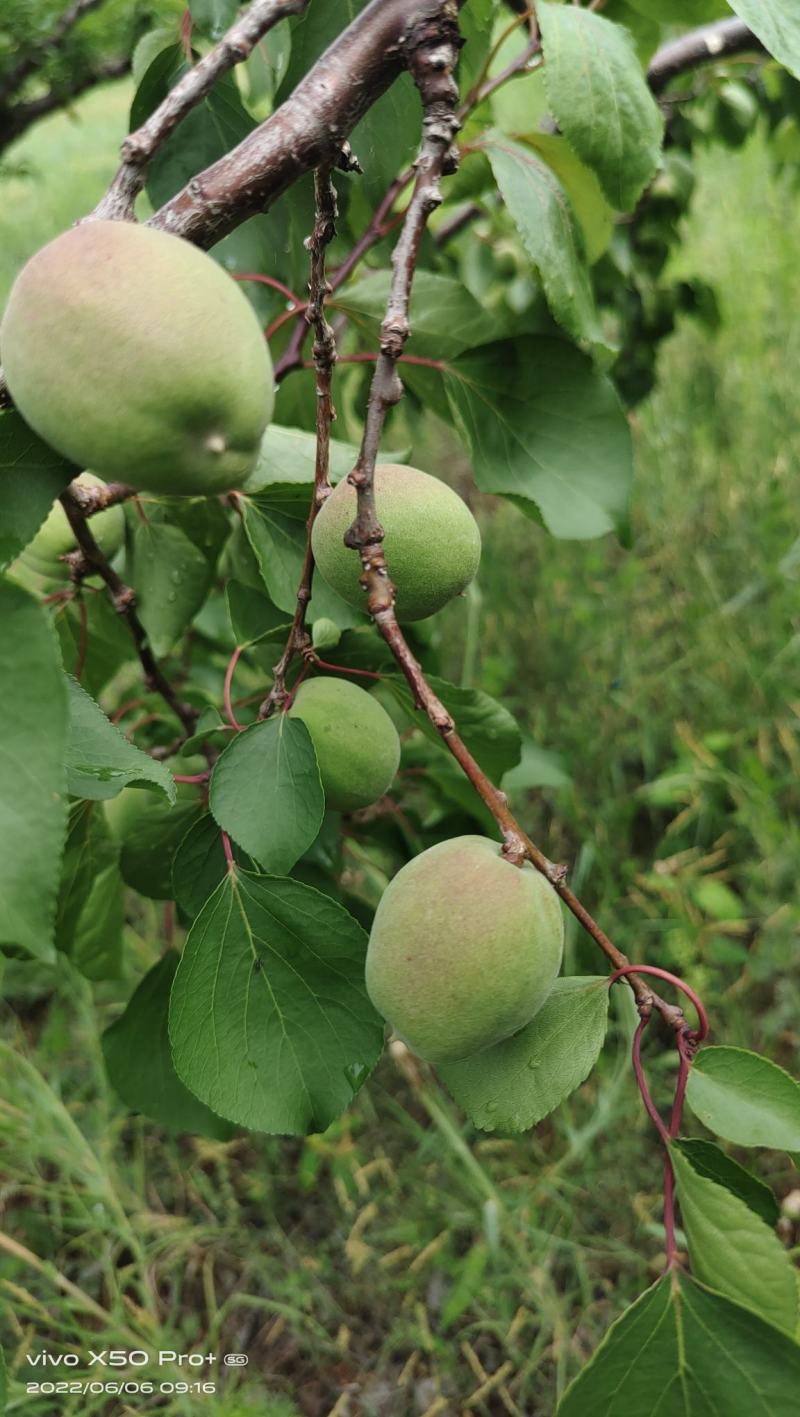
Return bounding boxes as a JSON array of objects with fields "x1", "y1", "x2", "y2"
[{"x1": 1, "y1": 95, "x2": 799, "y2": 1415}]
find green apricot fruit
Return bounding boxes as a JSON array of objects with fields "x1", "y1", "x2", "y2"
[
  {"x1": 1, "y1": 221, "x2": 273, "y2": 496},
  {"x1": 310, "y1": 463, "x2": 481, "y2": 622},
  {"x1": 287, "y1": 676, "x2": 401, "y2": 813},
  {"x1": 20, "y1": 472, "x2": 124, "y2": 577},
  {"x1": 365, "y1": 835, "x2": 564, "y2": 1065}
]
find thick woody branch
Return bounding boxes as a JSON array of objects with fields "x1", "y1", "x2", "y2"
[
  {"x1": 60, "y1": 485, "x2": 197, "y2": 735},
  {"x1": 94, "y1": 0, "x2": 308, "y2": 221},
  {"x1": 148, "y1": 0, "x2": 466, "y2": 247},
  {"x1": 647, "y1": 19, "x2": 763, "y2": 95},
  {"x1": 260, "y1": 166, "x2": 339, "y2": 717}
]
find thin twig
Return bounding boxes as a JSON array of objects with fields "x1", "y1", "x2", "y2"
[
  {"x1": 93, "y1": 0, "x2": 309, "y2": 221},
  {"x1": 60, "y1": 487, "x2": 197, "y2": 735},
  {"x1": 260, "y1": 166, "x2": 339, "y2": 716}
]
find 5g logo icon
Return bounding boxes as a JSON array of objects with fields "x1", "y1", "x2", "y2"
[{"x1": 224, "y1": 1354, "x2": 249, "y2": 1367}]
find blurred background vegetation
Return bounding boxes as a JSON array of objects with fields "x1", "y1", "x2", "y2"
[{"x1": 1, "y1": 46, "x2": 799, "y2": 1417}]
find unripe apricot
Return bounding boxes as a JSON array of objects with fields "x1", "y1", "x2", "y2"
[
  {"x1": 287, "y1": 676, "x2": 400, "y2": 812},
  {"x1": 20, "y1": 473, "x2": 124, "y2": 577},
  {"x1": 365, "y1": 835, "x2": 564, "y2": 1064},
  {"x1": 1, "y1": 222, "x2": 273, "y2": 496},
  {"x1": 311, "y1": 463, "x2": 481, "y2": 621}
]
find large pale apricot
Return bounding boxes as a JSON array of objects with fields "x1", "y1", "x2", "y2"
[
  {"x1": 310, "y1": 464, "x2": 481, "y2": 621},
  {"x1": 1, "y1": 222, "x2": 273, "y2": 495},
  {"x1": 287, "y1": 676, "x2": 401, "y2": 812},
  {"x1": 20, "y1": 473, "x2": 124, "y2": 577},
  {"x1": 365, "y1": 835, "x2": 564, "y2": 1064}
]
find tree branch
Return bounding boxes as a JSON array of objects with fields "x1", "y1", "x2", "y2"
[
  {"x1": 60, "y1": 484, "x2": 197, "y2": 735},
  {"x1": 148, "y1": 0, "x2": 467, "y2": 248},
  {"x1": 647, "y1": 18, "x2": 764, "y2": 96},
  {"x1": 260, "y1": 165, "x2": 339, "y2": 716},
  {"x1": 332, "y1": 14, "x2": 679, "y2": 1024},
  {"x1": 0, "y1": 55, "x2": 130, "y2": 155},
  {"x1": 94, "y1": 0, "x2": 309, "y2": 222}
]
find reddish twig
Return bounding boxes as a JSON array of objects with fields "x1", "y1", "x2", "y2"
[
  {"x1": 173, "y1": 772, "x2": 210, "y2": 784},
  {"x1": 260, "y1": 166, "x2": 339, "y2": 717},
  {"x1": 221, "y1": 831, "x2": 235, "y2": 871},
  {"x1": 626, "y1": 976, "x2": 707, "y2": 1272},
  {"x1": 311, "y1": 659, "x2": 383, "y2": 682},
  {"x1": 224, "y1": 645, "x2": 245, "y2": 731},
  {"x1": 608, "y1": 964, "x2": 709, "y2": 1042},
  {"x1": 231, "y1": 270, "x2": 305, "y2": 307},
  {"x1": 300, "y1": 352, "x2": 445, "y2": 372},
  {"x1": 632, "y1": 1016, "x2": 671, "y2": 1147}
]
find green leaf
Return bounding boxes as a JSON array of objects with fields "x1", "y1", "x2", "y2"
[
  {"x1": 0, "y1": 410, "x2": 76, "y2": 571},
  {"x1": 55, "y1": 801, "x2": 122, "y2": 978},
  {"x1": 673, "y1": 1139, "x2": 780, "y2": 1229},
  {"x1": 225, "y1": 581, "x2": 292, "y2": 647},
  {"x1": 247, "y1": 424, "x2": 361, "y2": 492},
  {"x1": 0, "y1": 1342, "x2": 6, "y2": 1412},
  {"x1": 71, "y1": 858, "x2": 124, "y2": 981},
  {"x1": 383, "y1": 673, "x2": 522, "y2": 781},
  {"x1": 242, "y1": 497, "x2": 361, "y2": 626},
  {"x1": 0, "y1": 579, "x2": 68, "y2": 959},
  {"x1": 350, "y1": 72, "x2": 420, "y2": 204},
  {"x1": 189, "y1": 0, "x2": 238, "y2": 40},
  {"x1": 402, "y1": 336, "x2": 632, "y2": 540},
  {"x1": 103, "y1": 951, "x2": 235, "y2": 1138},
  {"x1": 527, "y1": 134, "x2": 615, "y2": 265},
  {"x1": 169, "y1": 870, "x2": 384, "y2": 1134},
  {"x1": 459, "y1": 0, "x2": 499, "y2": 93},
  {"x1": 209, "y1": 718, "x2": 324, "y2": 873},
  {"x1": 726, "y1": 3, "x2": 800, "y2": 79},
  {"x1": 538, "y1": 3, "x2": 664, "y2": 212},
  {"x1": 130, "y1": 520, "x2": 213, "y2": 657},
  {"x1": 440, "y1": 978, "x2": 609, "y2": 1133},
  {"x1": 671, "y1": 1145, "x2": 797, "y2": 1336},
  {"x1": 503, "y1": 736, "x2": 571, "y2": 793},
  {"x1": 686, "y1": 1046, "x2": 800, "y2": 1151},
  {"x1": 627, "y1": 0, "x2": 728, "y2": 23},
  {"x1": 173, "y1": 813, "x2": 257, "y2": 918},
  {"x1": 132, "y1": 50, "x2": 255, "y2": 210},
  {"x1": 557, "y1": 1270, "x2": 800, "y2": 1416},
  {"x1": 336, "y1": 269, "x2": 506, "y2": 361},
  {"x1": 483, "y1": 133, "x2": 604, "y2": 348},
  {"x1": 64, "y1": 677, "x2": 176, "y2": 803},
  {"x1": 119, "y1": 799, "x2": 202, "y2": 900},
  {"x1": 55, "y1": 593, "x2": 132, "y2": 699}
]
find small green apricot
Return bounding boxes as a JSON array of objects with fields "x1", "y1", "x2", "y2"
[
  {"x1": 287, "y1": 676, "x2": 401, "y2": 813},
  {"x1": 311, "y1": 463, "x2": 481, "y2": 621},
  {"x1": 365, "y1": 835, "x2": 564, "y2": 1064}
]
